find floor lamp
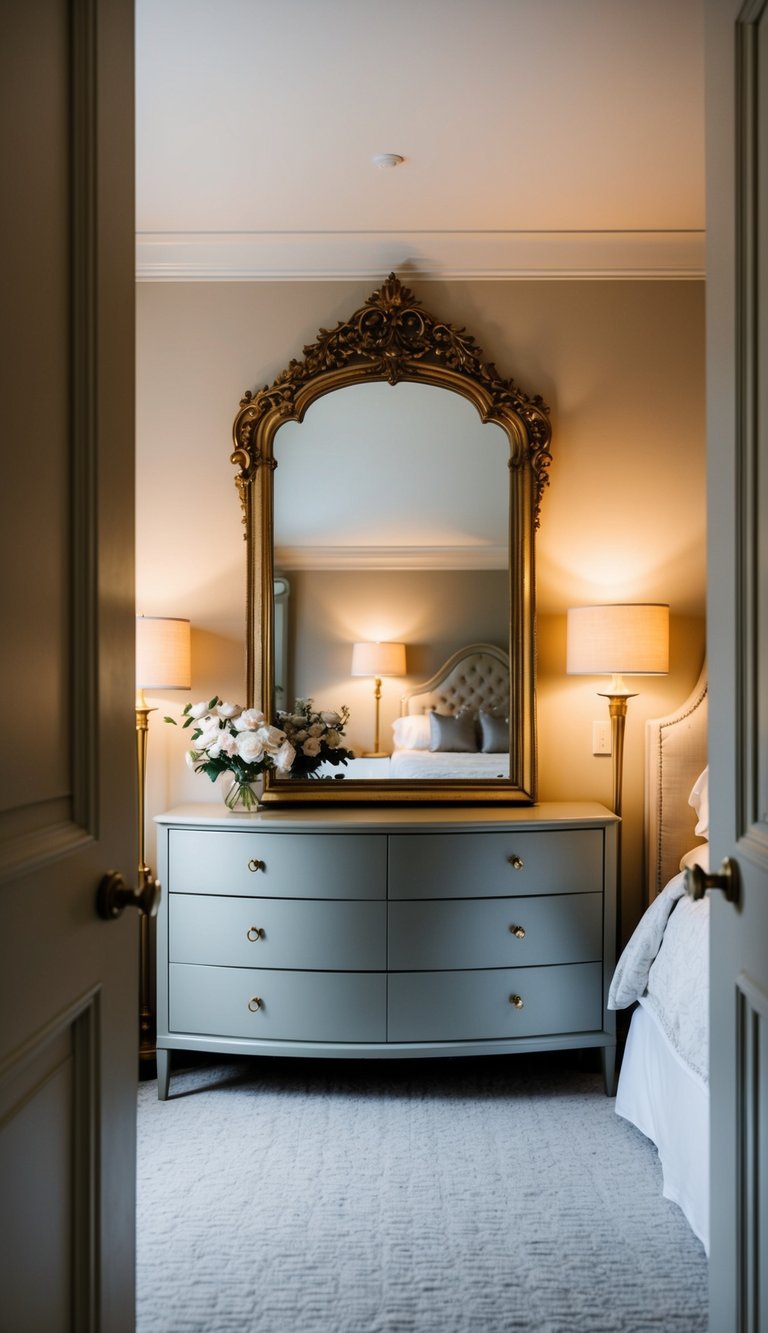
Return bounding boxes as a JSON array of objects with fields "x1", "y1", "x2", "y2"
[
  {"x1": 136, "y1": 615, "x2": 191, "y2": 1069},
  {"x1": 566, "y1": 603, "x2": 669, "y2": 949},
  {"x1": 351, "y1": 641, "x2": 406, "y2": 756}
]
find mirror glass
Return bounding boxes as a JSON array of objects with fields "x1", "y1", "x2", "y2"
[{"x1": 273, "y1": 383, "x2": 509, "y2": 775}]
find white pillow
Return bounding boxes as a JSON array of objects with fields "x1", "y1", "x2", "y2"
[
  {"x1": 392, "y1": 714, "x2": 431, "y2": 751},
  {"x1": 688, "y1": 766, "x2": 709, "y2": 837},
  {"x1": 679, "y1": 843, "x2": 710, "y2": 873}
]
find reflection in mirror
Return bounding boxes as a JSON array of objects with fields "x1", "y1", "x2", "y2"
[
  {"x1": 272, "y1": 576, "x2": 290, "y2": 714},
  {"x1": 232, "y1": 273, "x2": 552, "y2": 805},
  {"x1": 273, "y1": 383, "x2": 510, "y2": 777}
]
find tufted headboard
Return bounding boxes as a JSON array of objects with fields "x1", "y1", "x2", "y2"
[
  {"x1": 644, "y1": 662, "x2": 708, "y2": 903},
  {"x1": 400, "y1": 643, "x2": 509, "y2": 718}
]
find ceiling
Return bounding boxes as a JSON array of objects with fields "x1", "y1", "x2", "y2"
[{"x1": 135, "y1": 0, "x2": 705, "y2": 282}]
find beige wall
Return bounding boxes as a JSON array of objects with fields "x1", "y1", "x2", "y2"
[{"x1": 136, "y1": 278, "x2": 706, "y2": 941}]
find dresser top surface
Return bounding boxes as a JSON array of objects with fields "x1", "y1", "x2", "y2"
[{"x1": 156, "y1": 801, "x2": 618, "y2": 832}]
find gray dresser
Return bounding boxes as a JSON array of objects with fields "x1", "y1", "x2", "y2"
[{"x1": 155, "y1": 803, "x2": 618, "y2": 1098}]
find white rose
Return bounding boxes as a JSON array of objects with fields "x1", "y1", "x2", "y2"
[
  {"x1": 302, "y1": 737, "x2": 322, "y2": 757},
  {"x1": 274, "y1": 740, "x2": 295, "y2": 773},
  {"x1": 259, "y1": 724, "x2": 287, "y2": 750},
  {"x1": 217, "y1": 731, "x2": 239, "y2": 757},
  {"x1": 185, "y1": 749, "x2": 199, "y2": 769},
  {"x1": 189, "y1": 700, "x2": 211, "y2": 720},
  {"x1": 320, "y1": 711, "x2": 341, "y2": 727},
  {"x1": 236, "y1": 730, "x2": 266, "y2": 763},
  {"x1": 195, "y1": 717, "x2": 224, "y2": 750},
  {"x1": 216, "y1": 701, "x2": 242, "y2": 720},
  {"x1": 307, "y1": 723, "x2": 323, "y2": 737},
  {"x1": 324, "y1": 729, "x2": 341, "y2": 749},
  {"x1": 234, "y1": 708, "x2": 266, "y2": 732}
]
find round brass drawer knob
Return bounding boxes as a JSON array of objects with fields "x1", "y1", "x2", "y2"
[
  {"x1": 246, "y1": 926, "x2": 263, "y2": 942},
  {"x1": 509, "y1": 994, "x2": 524, "y2": 1009},
  {"x1": 507, "y1": 854, "x2": 525, "y2": 871},
  {"x1": 509, "y1": 925, "x2": 526, "y2": 939},
  {"x1": 247, "y1": 858, "x2": 265, "y2": 873},
  {"x1": 248, "y1": 996, "x2": 262, "y2": 1012}
]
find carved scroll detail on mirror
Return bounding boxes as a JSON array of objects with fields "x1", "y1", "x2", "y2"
[{"x1": 231, "y1": 274, "x2": 552, "y2": 807}]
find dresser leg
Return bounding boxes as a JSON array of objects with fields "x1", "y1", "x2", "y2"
[
  {"x1": 601, "y1": 1044, "x2": 617, "y2": 1096},
  {"x1": 156, "y1": 1048, "x2": 171, "y2": 1101}
]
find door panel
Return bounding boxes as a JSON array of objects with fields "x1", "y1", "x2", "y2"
[
  {"x1": 0, "y1": 2, "x2": 137, "y2": 1329},
  {"x1": 706, "y1": 2, "x2": 768, "y2": 1328}
]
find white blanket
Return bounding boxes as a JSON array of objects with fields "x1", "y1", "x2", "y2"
[
  {"x1": 609, "y1": 868, "x2": 709, "y2": 1084},
  {"x1": 388, "y1": 749, "x2": 509, "y2": 780}
]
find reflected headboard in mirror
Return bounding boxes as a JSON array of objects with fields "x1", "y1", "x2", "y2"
[{"x1": 231, "y1": 274, "x2": 552, "y2": 806}]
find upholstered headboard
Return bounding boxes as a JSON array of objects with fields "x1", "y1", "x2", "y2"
[
  {"x1": 400, "y1": 643, "x2": 509, "y2": 718},
  {"x1": 645, "y1": 662, "x2": 708, "y2": 902}
]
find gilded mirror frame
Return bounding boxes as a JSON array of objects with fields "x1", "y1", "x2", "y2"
[{"x1": 231, "y1": 274, "x2": 552, "y2": 805}]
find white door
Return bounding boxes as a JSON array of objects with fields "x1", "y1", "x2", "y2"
[
  {"x1": 706, "y1": 1, "x2": 768, "y2": 1328},
  {"x1": 0, "y1": 3, "x2": 138, "y2": 1330}
]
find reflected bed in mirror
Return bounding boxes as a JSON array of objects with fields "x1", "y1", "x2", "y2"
[
  {"x1": 231, "y1": 274, "x2": 552, "y2": 805},
  {"x1": 390, "y1": 643, "x2": 510, "y2": 781},
  {"x1": 300, "y1": 643, "x2": 510, "y2": 783}
]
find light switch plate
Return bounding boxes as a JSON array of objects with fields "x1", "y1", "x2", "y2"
[{"x1": 592, "y1": 721, "x2": 612, "y2": 755}]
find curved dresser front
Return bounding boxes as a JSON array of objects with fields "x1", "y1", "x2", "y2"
[{"x1": 155, "y1": 803, "x2": 618, "y2": 1099}]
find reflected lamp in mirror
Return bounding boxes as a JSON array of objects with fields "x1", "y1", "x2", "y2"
[
  {"x1": 351, "y1": 641, "x2": 407, "y2": 757},
  {"x1": 135, "y1": 615, "x2": 191, "y2": 1066},
  {"x1": 566, "y1": 603, "x2": 669, "y2": 817}
]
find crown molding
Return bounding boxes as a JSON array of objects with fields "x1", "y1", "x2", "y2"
[
  {"x1": 136, "y1": 229, "x2": 705, "y2": 282},
  {"x1": 275, "y1": 545, "x2": 508, "y2": 571}
]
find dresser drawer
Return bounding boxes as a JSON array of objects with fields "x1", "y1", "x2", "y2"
[
  {"x1": 169, "y1": 963, "x2": 386, "y2": 1042},
  {"x1": 388, "y1": 829, "x2": 602, "y2": 899},
  {"x1": 170, "y1": 894, "x2": 386, "y2": 970},
  {"x1": 167, "y1": 828, "x2": 387, "y2": 899},
  {"x1": 388, "y1": 893, "x2": 602, "y2": 971},
  {"x1": 387, "y1": 962, "x2": 603, "y2": 1042}
]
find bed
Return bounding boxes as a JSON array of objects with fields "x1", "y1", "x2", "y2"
[
  {"x1": 389, "y1": 643, "x2": 511, "y2": 780},
  {"x1": 608, "y1": 663, "x2": 709, "y2": 1251}
]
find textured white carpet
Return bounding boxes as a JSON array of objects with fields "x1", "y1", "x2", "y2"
[{"x1": 137, "y1": 1053, "x2": 707, "y2": 1333}]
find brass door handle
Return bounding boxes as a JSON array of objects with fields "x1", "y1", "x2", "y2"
[
  {"x1": 248, "y1": 858, "x2": 265, "y2": 873},
  {"x1": 248, "y1": 996, "x2": 262, "y2": 1012},
  {"x1": 509, "y1": 994, "x2": 524, "y2": 1009},
  {"x1": 246, "y1": 926, "x2": 264, "y2": 941},
  {"x1": 507, "y1": 854, "x2": 525, "y2": 870},
  {"x1": 509, "y1": 924, "x2": 526, "y2": 939},
  {"x1": 97, "y1": 870, "x2": 161, "y2": 920},
  {"x1": 684, "y1": 856, "x2": 740, "y2": 904}
]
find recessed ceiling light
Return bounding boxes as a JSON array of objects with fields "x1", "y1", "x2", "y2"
[{"x1": 372, "y1": 153, "x2": 405, "y2": 169}]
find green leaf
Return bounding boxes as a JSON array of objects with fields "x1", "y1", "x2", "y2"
[
  {"x1": 163, "y1": 716, "x2": 177, "y2": 725},
  {"x1": 208, "y1": 696, "x2": 219, "y2": 710}
]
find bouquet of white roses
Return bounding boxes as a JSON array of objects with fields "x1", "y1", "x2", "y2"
[
  {"x1": 166, "y1": 696, "x2": 295, "y2": 810},
  {"x1": 275, "y1": 698, "x2": 354, "y2": 778}
]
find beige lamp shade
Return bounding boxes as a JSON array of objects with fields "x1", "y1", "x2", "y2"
[
  {"x1": 351, "y1": 641, "x2": 406, "y2": 678},
  {"x1": 566, "y1": 604, "x2": 669, "y2": 677},
  {"x1": 136, "y1": 616, "x2": 192, "y2": 690}
]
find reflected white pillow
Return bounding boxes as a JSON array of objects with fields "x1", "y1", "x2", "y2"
[
  {"x1": 679, "y1": 843, "x2": 710, "y2": 873},
  {"x1": 688, "y1": 766, "x2": 709, "y2": 837},
  {"x1": 392, "y1": 714, "x2": 431, "y2": 751}
]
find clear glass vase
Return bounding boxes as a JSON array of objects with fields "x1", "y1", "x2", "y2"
[{"x1": 222, "y1": 778, "x2": 261, "y2": 812}]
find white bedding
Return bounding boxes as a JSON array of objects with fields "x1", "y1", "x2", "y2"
[
  {"x1": 610, "y1": 853, "x2": 710, "y2": 1251},
  {"x1": 616, "y1": 1003, "x2": 709, "y2": 1252},
  {"x1": 388, "y1": 749, "x2": 510, "y2": 780},
  {"x1": 609, "y1": 866, "x2": 709, "y2": 1082}
]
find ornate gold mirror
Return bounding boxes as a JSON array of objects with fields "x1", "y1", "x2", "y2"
[{"x1": 232, "y1": 275, "x2": 552, "y2": 805}]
